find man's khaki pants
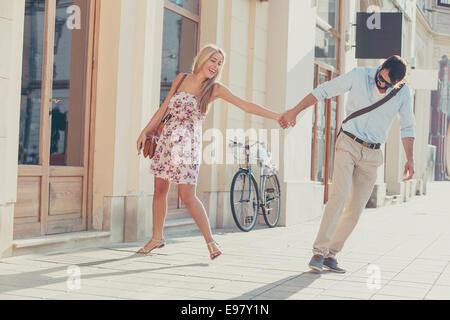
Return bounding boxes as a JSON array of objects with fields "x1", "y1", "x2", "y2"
[{"x1": 312, "y1": 132, "x2": 384, "y2": 258}]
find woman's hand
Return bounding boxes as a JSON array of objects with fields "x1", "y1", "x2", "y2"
[
  {"x1": 137, "y1": 132, "x2": 147, "y2": 156},
  {"x1": 137, "y1": 125, "x2": 158, "y2": 155}
]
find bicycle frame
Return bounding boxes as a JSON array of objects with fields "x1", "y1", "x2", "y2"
[
  {"x1": 238, "y1": 144, "x2": 267, "y2": 213},
  {"x1": 239, "y1": 145, "x2": 257, "y2": 211}
]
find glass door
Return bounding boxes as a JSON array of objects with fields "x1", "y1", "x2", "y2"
[{"x1": 15, "y1": 0, "x2": 95, "y2": 238}]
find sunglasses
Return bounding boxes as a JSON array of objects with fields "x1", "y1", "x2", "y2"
[{"x1": 377, "y1": 71, "x2": 393, "y2": 88}]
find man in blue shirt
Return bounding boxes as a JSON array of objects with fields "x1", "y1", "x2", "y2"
[{"x1": 279, "y1": 56, "x2": 415, "y2": 273}]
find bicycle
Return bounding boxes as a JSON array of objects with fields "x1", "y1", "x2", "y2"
[{"x1": 228, "y1": 140, "x2": 281, "y2": 232}]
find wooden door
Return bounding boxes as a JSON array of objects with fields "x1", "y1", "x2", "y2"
[{"x1": 15, "y1": 0, "x2": 95, "y2": 239}]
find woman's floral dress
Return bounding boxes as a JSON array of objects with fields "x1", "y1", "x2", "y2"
[{"x1": 150, "y1": 91, "x2": 206, "y2": 184}]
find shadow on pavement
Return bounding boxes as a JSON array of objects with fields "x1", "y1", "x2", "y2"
[
  {"x1": 231, "y1": 270, "x2": 323, "y2": 300},
  {"x1": 0, "y1": 252, "x2": 209, "y2": 296}
]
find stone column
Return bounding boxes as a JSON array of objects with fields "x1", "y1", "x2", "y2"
[
  {"x1": 0, "y1": 0, "x2": 25, "y2": 258},
  {"x1": 114, "y1": 0, "x2": 165, "y2": 242},
  {"x1": 266, "y1": 0, "x2": 324, "y2": 225}
]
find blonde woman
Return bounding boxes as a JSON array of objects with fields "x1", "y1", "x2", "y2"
[{"x1": 136, "y1": 44, "x2": 285, "y2": 260}]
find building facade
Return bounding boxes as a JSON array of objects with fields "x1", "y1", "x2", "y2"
[
  {"x1": 415, "y1": 0, "x2": 450, "y2": 182},
  {"x1": 1, "y1": 0, "x2": 448, "y2": 258}
]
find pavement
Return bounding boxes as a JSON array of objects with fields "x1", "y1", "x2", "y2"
[{"x1": 0, "y1": 182, "x2": 450, "y2": 300}]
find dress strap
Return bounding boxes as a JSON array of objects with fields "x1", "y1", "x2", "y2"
[{"x1": 175, "y1": 74, "x2": 188, "y2": 93}]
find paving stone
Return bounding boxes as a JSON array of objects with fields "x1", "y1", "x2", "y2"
[
  {"x1": 0, "y1": 285, "x2": 61, "y2": 299},
  {"x1": 370, "y1": 294, "x2": 419, "y2": 300},
  {"x1": 424, "y1": 285, "x2": 450, "y2": 300},
  {"x1": 393, "y1": 271, "x2": 441, "y2": 284},
  {"x1": 0, "y1": 294, "x2": 42, "y2": 300},
  {"x1": 321, "y1": 288, "x2": 374, "y2": 299},
  {"x1": 48, "y1": 292, "x2": 124, "y2": 300},
  {"x1": 313, "y1": 294, "x2": 358, "y2": 300},
  {"x1": 377, "y1": 284, "x2": 431, "y2": 299}
]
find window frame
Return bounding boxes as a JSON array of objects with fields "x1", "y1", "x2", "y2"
[
  {"x1": 160, "y1": 0, "x2": 201, "y2": 102},
  {"x1": 164, "y1": 0, "x2": 201, "y2": 23},
  {"x1": 311, "y1": 0, "x2": 342, "y2": 203}
]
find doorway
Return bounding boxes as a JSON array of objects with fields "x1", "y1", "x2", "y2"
[{"x1": 15, "y1": 0, "x2": 96, "y2": 239}]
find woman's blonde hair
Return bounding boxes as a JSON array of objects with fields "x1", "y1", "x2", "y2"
[{"x1": 192, "y1": 44, "x2": 226, "y2": 114}]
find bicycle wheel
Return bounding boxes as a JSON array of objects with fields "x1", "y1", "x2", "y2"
[
  {"x1": 230, "y1": 169, "x2": 260, "y2": 232},
  {"x1": 261, "y1": 174, "x2": 281, "y2": 228}
]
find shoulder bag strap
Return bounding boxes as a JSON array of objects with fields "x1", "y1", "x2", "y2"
[
  {"x1": 342, "y1": 83, "x2": 404, "y2": 124},
  {"x1": 159, "y1": 73, "x2": 187, "y2": 124}
]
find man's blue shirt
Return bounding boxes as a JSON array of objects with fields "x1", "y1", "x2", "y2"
[{"x1": 311, "y1": 66, "x2": 415, "y2": 144}]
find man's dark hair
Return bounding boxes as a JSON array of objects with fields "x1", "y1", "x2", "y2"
[{"x1": 381, "y1": 55, "x2": 407, "y2": 84}]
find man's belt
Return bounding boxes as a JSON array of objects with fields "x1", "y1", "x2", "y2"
[{"x1": 338, "y1": 129, "x2": 381, "y2": 150}]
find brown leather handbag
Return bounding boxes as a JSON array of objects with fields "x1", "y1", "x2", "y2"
[
  {"x1": 143, "y1": 113, "x2": 172, "y2": 159},
  {"x1": 143, "y1": 74, "x2": 187, "y2": 159}
]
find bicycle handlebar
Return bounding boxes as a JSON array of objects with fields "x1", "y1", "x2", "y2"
[{"x1": 228, "y1": 140, "x2": 266, "y2": 149}]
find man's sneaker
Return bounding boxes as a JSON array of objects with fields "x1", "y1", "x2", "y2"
[
  {"x1": 308, "y1": 255, "x2": 324, "y2": 272},
  {"x1": 323, "y1": 257, "x2": 346, "y2": 273}
]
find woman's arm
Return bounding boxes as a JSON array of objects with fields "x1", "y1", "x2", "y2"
[
  {"x1": 212, "y1": 83, "x2": 280, "y2": 121},
  {"x1": 137, "y1": 73, "x2": 184, "y2": 154},
  {"x1": 141, "y1": 73, "x2": 185, "y2": 135}
]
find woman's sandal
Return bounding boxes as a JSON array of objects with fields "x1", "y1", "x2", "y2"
[
  {"x1": 136, "y1": 238, "x2": 165, "y2": 254},
  {"x1": 207, "y1": 241, "x2": 223, "y2": 260}
]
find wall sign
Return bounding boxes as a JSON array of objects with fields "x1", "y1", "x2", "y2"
[{"x1": 355, "y1": 12, "x2": 403, "y2": 59}]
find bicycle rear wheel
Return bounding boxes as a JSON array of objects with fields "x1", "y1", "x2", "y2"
[
  {"x1": 262, "y1": 174, "x2": 281, "y2": 228},
  {"x1": 230, "y1": 169, "x2": 260, "y2": 232}
]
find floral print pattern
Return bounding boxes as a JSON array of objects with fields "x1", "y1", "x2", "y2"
[{"x1": 149, "y1": 92, "x2": 206, "y2": 184}]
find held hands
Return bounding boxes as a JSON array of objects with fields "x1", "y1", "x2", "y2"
[
  {"x1": 403, "y1": 160, "x2": 414, "y2": 181},
  {"x1": 277, "y1": 109, "x2": 298, "y2": 129}
]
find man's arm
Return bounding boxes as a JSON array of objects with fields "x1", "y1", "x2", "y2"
[
  {"x1": 279, "y1": 94, "x2": 317, "y2": 127},
  {"x1": 398, "y1": 87, "x2": 416, "y2": 181},
  {"x1": 402, "y1": 137, "x2": 415, "y2": 181},
  {"x1": 279, "y1": 68, "x2": 358, "y2": 127}
]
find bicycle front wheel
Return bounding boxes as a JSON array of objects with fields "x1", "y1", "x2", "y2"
[
  {"x1": 230, "y1": 169, "x2": 260, "y2": 232},
  {"x1": 262, "y1": 174, "x2": 281, "y2": 228}
]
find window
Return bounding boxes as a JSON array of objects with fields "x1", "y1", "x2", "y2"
[
  {"x1": 167, "y1": 0, "x2": 199, "y2": 14},
  {"x1": 317, "y1": 0, "x2": 339, "y2": 29},
  {"x1": 160, "y1": 0, "x2": 200, "y2": 105},
  {"x1": 438, "y1": 0, "x2": 450, "y2": 7},
  {"x1": 315, "y1": 0, "x2": 340, "y2": 70},
  {"x1": 315, "y1": 25, "x2": 339, "y2": 69},
  {"x1": 311, "y1": 0, "x2": 342, "y2": 203}
]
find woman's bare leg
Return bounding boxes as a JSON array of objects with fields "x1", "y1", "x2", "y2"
[
  {"x1": 179, "y1": 184, "x2": 222, "y2": 258},
  {"x1": 137, "y1": 177, "x2": 170, "y2": 253},
  {"x1": 179, "y1": 184, "x2": 214, "y2": 242},
  {"x1": 151, "y1": 177, "x2": 170, "y2": 239}
]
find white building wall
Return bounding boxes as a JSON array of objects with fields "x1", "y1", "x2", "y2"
[{"x1": 266, "y1": 0, "x2": 325, "y2": 226}]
